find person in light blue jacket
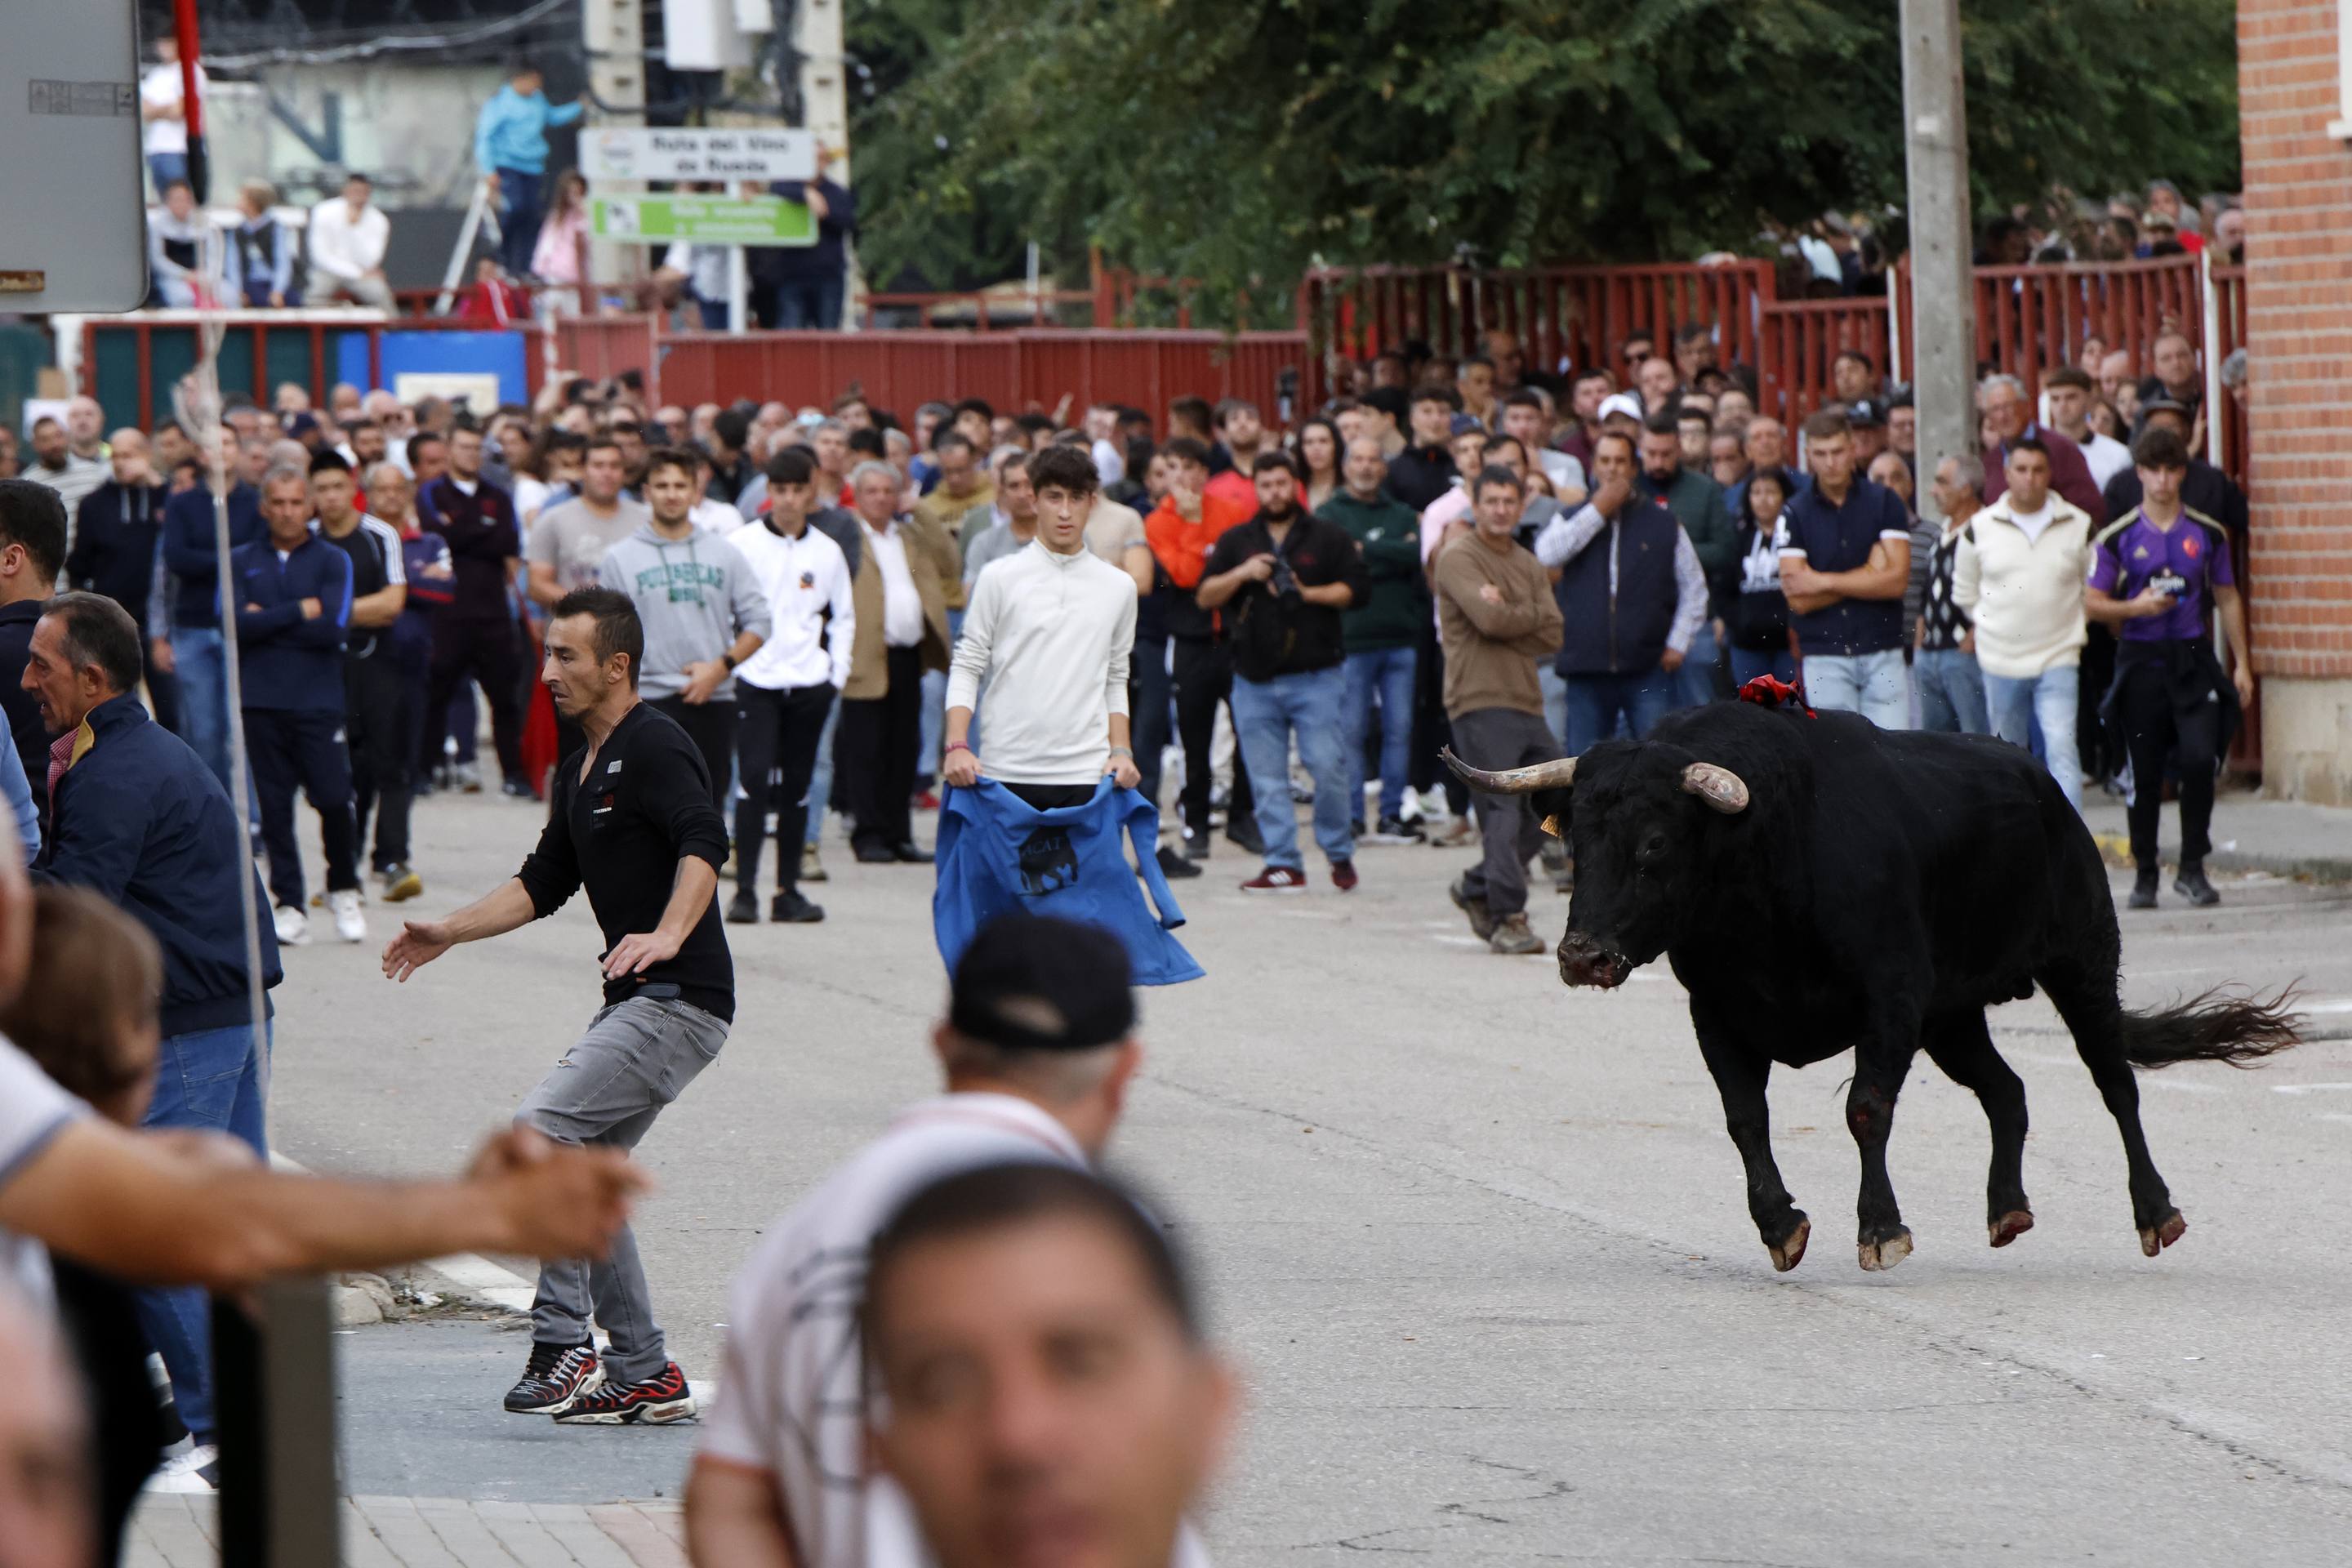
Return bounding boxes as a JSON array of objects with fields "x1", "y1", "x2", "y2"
[{"x1": 474, "y1": 62, "x2": 584, "y2": 281}]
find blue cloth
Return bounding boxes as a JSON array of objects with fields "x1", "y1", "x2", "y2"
[
  {"x1": 229, "y1": 533, "x2": 353, "y2": 712},
  {"x1": 0, "y1": 704, "x2": 37, "y2": 861},
  {"x1": 1231, "y1": 666, "x2": 1353, "y2": 871},
  {"x1": 1343, "y1": 645, "x2": 1415, "y2": 825},
  {"x1": 133, "y1": 1019, "x2": 270, "y2": 1445},
  {"x1": 1561, "y1": 669, "x2": 1671, "y2": 755},
  {"x1": 1773, "y1": 476, "x2": 1911, "y2": 656},
  {"x1": 474, "y1": 85, "x2": 581, "y2": 177},
  {"x1": 934, "y1": 778, "x2": 1201, "y2": 986},
  {"x1": 163, "y1": 483, "x2": 263, "y2": 631},
  {"x1": 34, "y1": 694, "x2": 281, "y2": 1036}
]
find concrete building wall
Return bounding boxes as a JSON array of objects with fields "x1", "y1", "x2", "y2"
[{"x1": 2238, "y1": 0, "x2": 2352, "y2": 803}]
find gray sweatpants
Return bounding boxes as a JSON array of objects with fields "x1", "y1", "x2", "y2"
[
  {"x1": 514, "y1": 992, "x2": 727, "y2": 1383},
  {"x1": 1452, "y1": 706, "x2": 1560, "y2": 918}
]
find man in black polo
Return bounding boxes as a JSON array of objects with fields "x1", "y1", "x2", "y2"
[
  {"x1": 1196, "y1": 452, "x2": 1368, "y2": 893},
  {"x1": 383, "y1": 587, "x2": 730, "y2": 1425},
  {"x1": 310, "y1": 450, "x2": 421, "y2": 902}
]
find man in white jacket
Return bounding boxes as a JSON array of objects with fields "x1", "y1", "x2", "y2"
[{"x1": 1954, "y1": 438, "x2": 2094, "y2": 808}]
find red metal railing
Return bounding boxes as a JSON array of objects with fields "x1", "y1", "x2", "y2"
[{"x1": 1755, "y1": 296, "x2": 1893, "y2": 428}]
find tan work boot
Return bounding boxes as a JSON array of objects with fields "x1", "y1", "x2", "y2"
[{"x1": 1490, "y1": 912, "x2": 1544, "y2": 955}]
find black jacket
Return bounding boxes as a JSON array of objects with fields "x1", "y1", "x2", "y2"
[
  {"x1": 1200, "y1": 512, "x2": 1370, "y2": 682},
  {"x1": 69, "y1": 480, "x2": 168, "y2": 631},
  {"x1": 163, "y1": 482, "x2": 265, "y2": 631},
  {"x1": 1384, "y1": 444, "x2": 1457, "y2": 514},
  {"x1": 35, "y1": 693, "x2": 282, "y2": 1035},
  {"x1": 0, "y1": 600, "x2": 47, "y2": 838}
]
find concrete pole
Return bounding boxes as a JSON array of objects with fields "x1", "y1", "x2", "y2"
[
  {"x1": 1899, "y1": 0, "x2": 1976, "y2": 519},
  {"x1": 586, "y1": 0, "x2": 648, "y2": 290},
  {"x1": 795, "y1": 0, "x2": 851, "y2": 327}
]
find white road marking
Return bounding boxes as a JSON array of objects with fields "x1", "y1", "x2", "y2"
[{"x1": 2272, "y1": 1083, "x2": 2352, "y2": 1096}]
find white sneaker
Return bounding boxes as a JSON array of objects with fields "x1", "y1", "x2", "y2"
[
  {"x1": 329, "y1": 889, "x2": 367, "y2": 943},
  {"x1": 273, "y1": 903, "x2": 310, "y2": 947},
  {"x1": 145, "y1": 1443, "x2": 219, "y2": 1494}
]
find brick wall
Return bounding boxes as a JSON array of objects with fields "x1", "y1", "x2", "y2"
[{"x1": 2238, "y1": 0, "x2": 2352, "y2": 801}]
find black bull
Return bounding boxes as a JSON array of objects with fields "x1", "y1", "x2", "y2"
[{"x1": 1444, "y1": 700, "x2": 2298, "y2": 1272}]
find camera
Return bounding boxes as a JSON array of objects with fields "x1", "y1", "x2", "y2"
[{"x1": 1268, "y1": 555, "x2": 1301, "y2": 599}]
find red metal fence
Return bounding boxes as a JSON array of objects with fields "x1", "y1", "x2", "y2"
[{"x1": 648, "y1": 330, "x2": 1308, "y2": 423}]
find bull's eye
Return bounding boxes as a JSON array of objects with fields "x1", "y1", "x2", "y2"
[{"x1": 1637, "y1": 831, "x2": 1668, "y2": 865}]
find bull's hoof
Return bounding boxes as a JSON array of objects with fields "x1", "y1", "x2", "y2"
[
  {"x1": 1989, "y1": 1209, "x2": 2036, "y2": 1249},
  {"x1": 2138, "y1": 1209, "x2": 2188, "y2": 1258},
  {"x1": 1857, "y1": 1227, "x2": 1914, "y2": 1272},
  {"x1": 1766, "y1": 1215, "x2": 1811, "y2": 1272}
]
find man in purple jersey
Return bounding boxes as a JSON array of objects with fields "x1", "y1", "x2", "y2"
[{"x1": 2085, "y1": 427, "x2": 2254, "y2": 911}]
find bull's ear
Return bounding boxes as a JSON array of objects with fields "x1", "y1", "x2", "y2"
[{"x1": 1681, "y1": 763, "x2": 1748, "y2": 814}]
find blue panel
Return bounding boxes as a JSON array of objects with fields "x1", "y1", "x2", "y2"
[
  {"x1": 375, "y1": 331, "x2": 528, "y2": 407},
  {"x1": 336, "y1": 332, "x2": 373, "y2": 392}
]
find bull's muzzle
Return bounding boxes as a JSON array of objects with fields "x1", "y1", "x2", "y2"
[{"x1": 1558, "y1": 930, "x2": 1634, "y2": 989}]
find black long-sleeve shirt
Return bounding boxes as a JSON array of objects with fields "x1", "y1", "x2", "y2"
[
  {"x1": 420, "y1": 476, "x2": 520, "y2": 622},
  {"x1": 516, "y1": 702, "x2": 735, "y2": 1021}
]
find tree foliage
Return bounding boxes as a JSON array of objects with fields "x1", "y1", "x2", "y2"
[{"x1": 846, "y1": 0, "x2": 2239, "y2": 311}]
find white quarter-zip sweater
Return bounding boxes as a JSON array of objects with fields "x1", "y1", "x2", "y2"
[{"x1": 947, "y1": 539, "x2": 1136, "y2": 784}]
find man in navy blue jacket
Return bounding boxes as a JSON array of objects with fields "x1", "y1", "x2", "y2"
[
  {"x1": 234, "y1": 465, "x2": 361, "y2": 944},
  {"x1": 23, "y1": 588, "x2": 282, "y2": 1490},
  {"x1": 163, "y1": 434, "x2": 268, "y2": 792}
]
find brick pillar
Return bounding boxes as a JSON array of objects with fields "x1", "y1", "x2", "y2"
[{"x1": 2240, "y1": 0, "x2": 2352, "y2": 802}]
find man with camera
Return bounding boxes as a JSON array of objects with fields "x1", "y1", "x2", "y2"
[{"x1": 1195, "y1": 452, "x2": 1367, "y2": 893}]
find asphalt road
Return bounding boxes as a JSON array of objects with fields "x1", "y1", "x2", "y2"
[{"x1": 273, "y1": 788, "x2": 2352, "y2": 1563}]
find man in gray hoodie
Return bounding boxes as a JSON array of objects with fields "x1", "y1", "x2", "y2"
[{"x1": 598, "y1": 448, "x2": 771, "y2": 804}]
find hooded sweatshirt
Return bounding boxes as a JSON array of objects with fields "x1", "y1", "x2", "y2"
[{"x1": 597, "y1": 524, "x2": 773, "y2": 702}]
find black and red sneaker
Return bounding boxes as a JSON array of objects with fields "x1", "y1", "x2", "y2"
[
  {"x1": 554, "y1": 1361, "x2": 697, "y2": 1425},
  {"x1": 504, "y1": 1341, "x2": 600, "y2": 1414}
]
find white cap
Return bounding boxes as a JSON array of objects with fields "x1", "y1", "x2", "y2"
[{"x1": 1597, "y1": 392, "x2": 1646, "y2": 423}]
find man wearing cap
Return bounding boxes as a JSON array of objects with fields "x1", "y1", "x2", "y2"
[
  {"x1": 1844, "y1": 399, "x2": 1889, "y2": 470},
  {"x1": 684, "y1": 913, "x2": 1149, "y2": 1568}
]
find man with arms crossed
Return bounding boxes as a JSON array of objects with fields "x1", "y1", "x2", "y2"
[
  {"x1": 942, "y1": 446, "x2": 1141, "y2": 810},
  {"x1": 383, "y1": 588, "x2": 733, "y2": 1423},
  {"x1": 684, "y1": 915, "x2": 1152, "y2": 1568},
  {"x1": 1775, "y1": 408, "x2": 1913, "y2": 726}
]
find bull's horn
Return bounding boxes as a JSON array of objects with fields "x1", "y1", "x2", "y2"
[
  {"x1": 1440, "y1": 747, "x2": 1577, "y2": 795},
  {"x1": 1681, "y1": 762, "x2": 1749, "y2": 814}
]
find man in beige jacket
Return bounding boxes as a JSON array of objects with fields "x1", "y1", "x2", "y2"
[{"x1": 1954, "y1": 437, "x2": 2094, "y2": 809}]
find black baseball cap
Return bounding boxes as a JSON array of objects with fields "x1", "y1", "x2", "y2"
[
  {"x1": 950, "y1": 915, "x2": 1134, "y2": 1053},
  {"x1": 1846, "y1": 398, "x2": 1885, "y2": 428}
]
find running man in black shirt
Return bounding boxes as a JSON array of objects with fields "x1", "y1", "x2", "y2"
[{"x1": 382, "y1": 586, "x2": 730, "y2": 1425}]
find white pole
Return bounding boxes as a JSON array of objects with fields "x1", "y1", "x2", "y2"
[
  {"x1": 728, "y1": 245, "x2": 748, "y2": 335},
  {"x1": 2199, "y1": 247, "x2": 2225, "y2": 470}
]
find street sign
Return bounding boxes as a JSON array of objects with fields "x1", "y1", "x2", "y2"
[
  {"x1": 590, "y1": 194, "x2": 816, "y2": 246},
  {"x1": 579, "y1": 127, "x2": 819, "y2": 184}
]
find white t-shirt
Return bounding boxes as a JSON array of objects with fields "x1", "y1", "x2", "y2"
[
  {"x1": 0, "y1": 1036, "x2": 85, "y2": 1305},
  {"x1": 697, "y1": 1094, "x2": 1088, "y2": 1568},
  {"x1": 141, "y1": 64, "x2": 206, "y2": 156},
  {"x1": 2008, "y1": 499, "x2": 2057, "y2": 546},
  {"x1": 863, "y1": 520, "x2": 925, "y2": 648},
  {"x1": 2081, "y1": 430, "x2": 2134, "y2": 492}
]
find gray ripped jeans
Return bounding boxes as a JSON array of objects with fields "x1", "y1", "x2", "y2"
[{"x1": 514, "y1": 991, "x2": 727, "y2": 1383}]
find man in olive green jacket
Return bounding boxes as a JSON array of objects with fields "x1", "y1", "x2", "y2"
[{"x1": 1319, "y1": 437, "x2": 1427, "y2": 842}]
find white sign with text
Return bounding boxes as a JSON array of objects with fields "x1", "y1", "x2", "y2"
[{"x1": 579, "y1": 127, "x2": 818, "y2": 184}]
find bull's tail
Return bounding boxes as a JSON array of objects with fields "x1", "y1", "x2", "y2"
[{"x1": 2119, "y1": 985, "x2": 2301, "y2": 1070}]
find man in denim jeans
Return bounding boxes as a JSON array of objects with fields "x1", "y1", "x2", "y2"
[
  {"x1": 1913, "y1": 454, "x2": 1990, "y2": 733},
  {"x1": 1955, "y1": 439, "x2": 2094, "y2": 808},
  {"x1": 163, "y1": 436, "x2": 269, "y2": 793},
  {"x1": 1320, "y1": 437, "x2": 1423, "y2": 843},
  {"x1": 384, "y1": 588, "x2": 730, "y2": 1426},
  {"x1": 1195, "y1": 453, "x2": 1368, "y2": 893},
  {"x1": 1774, "y1": 409, "x2": 1912, "y2": 727}
]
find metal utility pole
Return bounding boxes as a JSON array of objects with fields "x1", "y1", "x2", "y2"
[
  {"x1": 1899, "y1": 0, "x2": 1976, "y2": 519},
  {"x1": 795, "y1": 0, "x2": 852, "y2": 327},
  {"x1": 586, "y1": 0, "x2": 648, "y2": 286}
]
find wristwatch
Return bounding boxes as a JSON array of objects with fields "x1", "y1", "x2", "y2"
[{"x1": 721, "y1": 651, "x2": 739, "y2": 671}]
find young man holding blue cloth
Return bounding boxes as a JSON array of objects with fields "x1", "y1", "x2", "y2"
[{"x1": 936, "y1": 447, "x2": 1198, "y2": 982}]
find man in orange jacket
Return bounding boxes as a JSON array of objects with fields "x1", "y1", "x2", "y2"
[{"x1": 1143, "y1": 437, "x2": 1258, "y2": 862}]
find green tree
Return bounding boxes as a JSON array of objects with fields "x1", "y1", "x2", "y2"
[{"x1": 847, "y1": 0, "x2": 2238, "y2": 320}]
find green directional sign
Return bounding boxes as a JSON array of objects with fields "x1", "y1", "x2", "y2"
[{"x1": 589, "y1": 195, "x2": 816, "y2": 247}]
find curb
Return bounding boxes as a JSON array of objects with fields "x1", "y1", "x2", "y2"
[{"x1": 2090, "y1": 831, "x2": 2352, "y2": 886}]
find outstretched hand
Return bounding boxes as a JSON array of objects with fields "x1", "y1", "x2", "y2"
[{"x1": 383, "y1": 920, "x2": 454, "y2": 982}]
